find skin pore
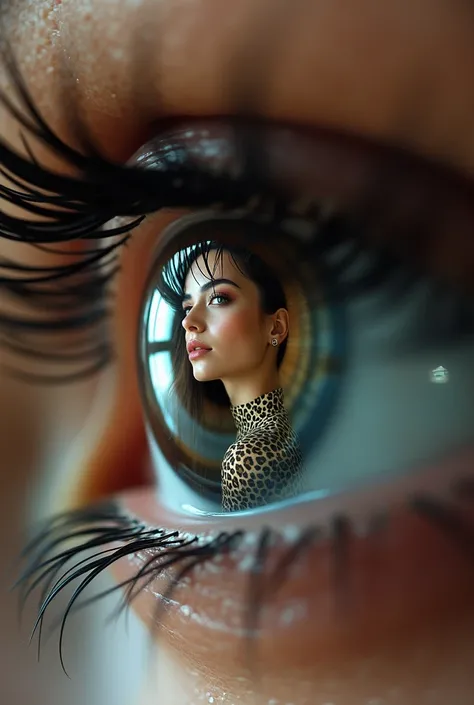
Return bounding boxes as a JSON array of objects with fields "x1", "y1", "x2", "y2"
[
  {"x1": 182, "y1": 250, "x2": 288, "y2": 406},
  {"x1": 2, "y1": 0, "x2": 474, "y2": 704}
]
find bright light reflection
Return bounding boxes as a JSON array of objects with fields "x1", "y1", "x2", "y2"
[
  {"x1": 149, "y1": 290, "x2": 174, "y2": 343},
  {"x1": 150, "y1": 352, "x2": 176, "y2": 431}
]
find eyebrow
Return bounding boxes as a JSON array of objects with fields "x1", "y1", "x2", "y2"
[{"x1": 182, "y1": 278, "x2": 241, "y2": 305}]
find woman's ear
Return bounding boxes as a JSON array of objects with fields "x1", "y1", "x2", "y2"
[{"x1": 270, "y1": 308, "x2": 290, "y2": 344}]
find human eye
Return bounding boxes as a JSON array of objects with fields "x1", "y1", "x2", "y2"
[
  {"x1": 6, "y1": 2, "x2": 474, "y2": 704},
  {"x1": 209, "y1": 292, "x2": 230, "y2": 306}
]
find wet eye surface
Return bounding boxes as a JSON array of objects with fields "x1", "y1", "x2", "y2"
[{"x1": 137, "y1": 121, "x2": 474, "y2": 514}]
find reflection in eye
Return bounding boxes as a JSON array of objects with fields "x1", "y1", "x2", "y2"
[
  {"x1": 139, "y1": 199, "x2": 474, "y2": 516},
  {"x1": 143, "y1": 231, "x2": 307, "y2": 511}
]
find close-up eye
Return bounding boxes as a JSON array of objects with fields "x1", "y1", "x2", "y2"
[{"x1": 3, "y1": 2, "x2": 474, "y2": 705}]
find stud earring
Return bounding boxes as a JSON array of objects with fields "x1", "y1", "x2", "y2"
[{"x1": 271, "y1": 338, "x2": 278, "y2": 347}]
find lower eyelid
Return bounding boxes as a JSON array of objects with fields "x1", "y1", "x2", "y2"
[
  {"x1": 116, "y1": 448, "x2": 474, "y2": 662},
  {"x1": 121, "y1": 446, "x2": 474, "y2": 529}
]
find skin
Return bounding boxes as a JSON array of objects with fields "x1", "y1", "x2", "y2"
[
  {"x1": 1, "y1": 0, "x2": 474, "y2": 704},
  {"x1": 181, "y1": 250, "x2": 288, "y2": 405}
]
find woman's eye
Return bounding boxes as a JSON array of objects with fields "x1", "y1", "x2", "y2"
[
  {"x1": 209, "y1": 294, "x2": 229, "y2": 305},
  {"x1": 135, "y1": 123, "x2": 474, "y2": 515}
]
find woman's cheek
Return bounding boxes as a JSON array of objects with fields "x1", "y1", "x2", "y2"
[
  {"x1": 215, "y1": 313, "x2": 241, "y2": 344},
  {"x1": 215, "y1": 309, "x2": 260, "y2": 355}
]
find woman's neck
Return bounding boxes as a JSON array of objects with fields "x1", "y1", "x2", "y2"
[{"x1": 223, "y1": 370, "x2": 281, "y2": 406}]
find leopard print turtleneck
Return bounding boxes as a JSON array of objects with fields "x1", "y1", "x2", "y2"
[{"x1": 221, "y1": 387, "x2": 303, "y2": 512}]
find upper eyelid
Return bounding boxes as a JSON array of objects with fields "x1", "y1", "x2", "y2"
[
  {"x1": 175, "y1": 122, "x2": 474, "y2": 294},
  {"x1": 40, "y1": 0, "x2": 474, "y2": 176},
  {"x1": 182, "y1": 291, "x2": 228, "y2": 308},
  {"x1": 2, "y1": 42, "x2": 474, "y2": 380}
]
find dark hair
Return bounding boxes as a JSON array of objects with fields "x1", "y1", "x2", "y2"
[{"x1": 156, "y1": 221, "x2": 288, "y2": 422}]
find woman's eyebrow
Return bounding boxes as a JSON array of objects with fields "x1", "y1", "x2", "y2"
[{"x1": 182, "y1": 278, "x2": 241, "y2": 303}]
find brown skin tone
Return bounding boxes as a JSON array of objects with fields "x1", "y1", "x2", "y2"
[{"x1": 2, "y1": 0, "x2": 474, "y2": 703}]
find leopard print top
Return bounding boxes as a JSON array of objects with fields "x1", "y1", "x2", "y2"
[{"x1": 221, "y1": 387, "x2": 303, "y2": 512}]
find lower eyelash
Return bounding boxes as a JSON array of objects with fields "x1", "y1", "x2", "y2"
[
  {"x1": 16, "y1": 486, "x2": 474, "y2": 676},
  {"x1": 16, "y1": 502, "x2": 244, "y2": 675}
]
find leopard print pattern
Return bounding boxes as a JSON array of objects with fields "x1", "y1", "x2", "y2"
[{"x1": 221, "y1": 388, "x2": 303, "y2": 512}]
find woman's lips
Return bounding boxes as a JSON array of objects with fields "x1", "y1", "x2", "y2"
[
  {"x1": 113, "y1": 447, "x2": 474, "y2": 681},
  {"x1": 188, "y1": 348, "x2": 212, "y2": 360}
]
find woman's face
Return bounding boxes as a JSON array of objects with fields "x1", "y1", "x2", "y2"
[
  {"x1": 181, "y1": 251, "x2": 276, "y2": 388},
  {"x1": 3, "y1": 1, "x2": 474, "y2": 705}
]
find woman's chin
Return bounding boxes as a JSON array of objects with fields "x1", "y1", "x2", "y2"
[{"x1": 192, "y1": 366, "x2": 215, "y2": 382}]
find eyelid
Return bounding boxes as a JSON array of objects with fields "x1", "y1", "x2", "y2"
[
  {"x1": 114, "y1": 450, "x2": 474, "y2": 668},
  {"x1": 182, "y1": 288, "x2": 230, "y2": 309},
  {"x1": 209, "y1": 291, "x2": 230, "y2": 302},
  {"x1": 137, "y1": 120, "x2": 474, "y2": 297}
]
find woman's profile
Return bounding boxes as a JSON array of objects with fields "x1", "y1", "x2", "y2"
[{"x1": 158, "y1": 238, "x2": 304, "y2": 511}]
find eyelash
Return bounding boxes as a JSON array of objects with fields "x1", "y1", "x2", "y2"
[
  {"x1": 2, "y1": 49, "x2": 463, "y2": 383},
  {"x1": 210, "y1": 292, "x2": 231, "y2": 305},
  {"x1": 16, "y1": 488, "x2": 474, "y2": 675},
  {"x1": 0, "y1": 53, "x2": 264, "y2": 382},
  {"x1": 183, "y1": 292, "x2": 231, "y2": 316}
]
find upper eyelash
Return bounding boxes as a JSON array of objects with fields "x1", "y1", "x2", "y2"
[
  {"x1": 15, "y1": 486, "x2": 474, "y2": 677},
  {"x1": 0, "y1": 50, "x2": 264, "y2": 382},
  {"x1": 183, "y1": 292, "x2": 231, "y2": 314},
  {"x1": 0, "y1": 47, "x2": 471, "y2": 382},
  {"x1": 0, "y1": 45, "x2": 420, "y2": 384},
  {"x1": 210, "y1": 292, "x2": 231, "y2": 303}
]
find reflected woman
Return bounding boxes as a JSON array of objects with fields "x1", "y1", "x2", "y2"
[{"x1": 159, "y1": 233, "x2": 303, "y2": 511}]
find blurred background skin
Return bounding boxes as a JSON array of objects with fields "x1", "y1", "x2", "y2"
[
  {"x1": 0, "y1": 5, "x2": 148, "y2": 700},
  {"x1": 0, "y1": 331, "x2": 148, "y2": 705},
  {"x1": 2, "y1": 0, "x2": 474, "y2": 703}
]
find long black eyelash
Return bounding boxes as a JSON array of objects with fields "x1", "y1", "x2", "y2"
[
  {"x1": 16, "y1": 492, "x2": 474, "y2": 678},
  {"x1": 15, "y1": 502, "x2": 245, "y2": 676},
  {"x1": 16, "y1": 502, "x2": 316, "y2": 677},
  {"x1": 0, "y1": 49, "x2": 263, "y2": 382},
  {"x1": 1, "y1": 48, "x2": 470, "y2": 381},
  {"x1": 0, "y1": 45, "x2": 436, "y2": 385}
]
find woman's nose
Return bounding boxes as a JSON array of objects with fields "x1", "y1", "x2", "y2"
[{"x1": 182, "y1": 307, "x2": 205, "y2": 332}]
